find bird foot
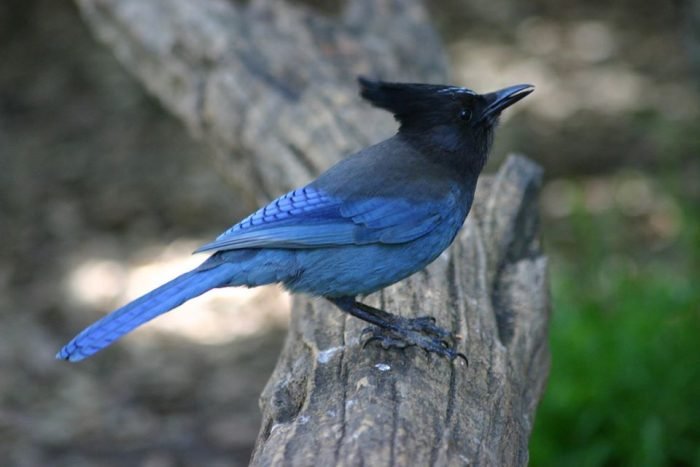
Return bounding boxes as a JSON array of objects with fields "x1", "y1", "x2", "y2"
[{"x1": 361, "y1": 316, "x2": 467, "y2": 363}]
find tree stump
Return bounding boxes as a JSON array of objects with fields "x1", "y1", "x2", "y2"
[
  {"x1": 252, "y1": 155, "x2": 549, "y2": 466},
  {"x1": 73, "y1": 0, "x2": 550, "y2": 464}
]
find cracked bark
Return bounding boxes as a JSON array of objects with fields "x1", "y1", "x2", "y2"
[{"x1": 73, "y1": 0, "x2": 550, "y2": 464}]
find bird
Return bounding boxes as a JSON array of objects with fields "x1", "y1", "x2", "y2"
[{"x1": 57, "y1": 77, "x2": 533, "y2": 363}]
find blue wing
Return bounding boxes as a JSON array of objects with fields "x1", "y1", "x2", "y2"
[{"x1": 194, "y1": 186, "x2": 450, "y2": 253}]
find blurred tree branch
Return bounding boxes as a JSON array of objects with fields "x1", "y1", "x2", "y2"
[
  {"x1": 74, "y1": 0, "x2": 448, "y2": 201},
  {"x1": 73, "y1": 0, "x2": 550, "y2": 464}
]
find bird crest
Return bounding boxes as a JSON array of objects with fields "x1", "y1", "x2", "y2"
[{"x1": 358, "y1": 77, "x2": 476, "y2": 130}]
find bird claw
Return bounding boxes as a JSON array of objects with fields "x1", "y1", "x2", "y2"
[
  {"x1": 362, "y1": 330, "x2": 410, "y2": 350},
  {"x1": 360, "y1": 315, "x2": 467, "y2": 364},
  {"x1": 409, "y1": 316, "x2": 454, "y2": 341}
]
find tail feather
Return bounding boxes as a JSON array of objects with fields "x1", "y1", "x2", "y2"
[{"x1": 57, "y1": 264, "x2": 235, "y2": 362}]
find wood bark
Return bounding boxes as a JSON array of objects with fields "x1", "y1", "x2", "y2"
[
  {"x1": 73, "y1": 0, "x2": 448, "y2": 204},
  {"x1": 73, "y1": 0, "x2": 550, "y2": 464}
]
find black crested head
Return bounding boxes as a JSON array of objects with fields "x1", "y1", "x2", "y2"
[
  {"x1": 358, "y1": 77, "x2": 533, "y2": 173},
  {"x1": 358, "y1": 77, "x2": 464, "y2": 129}
]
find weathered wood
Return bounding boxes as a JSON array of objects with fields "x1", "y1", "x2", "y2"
[
  {"x1": 73, "y1": 0, "x2": 448, "y2": 203},
  {"x1": 252, "y1": 155, "x2": 549, "y2": 466},
  {"x1": 72, "y1": 1, "x2": 550, "y2": 464}
]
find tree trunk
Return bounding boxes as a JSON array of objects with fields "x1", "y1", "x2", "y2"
[
  {"x1": 252, "y1": 155, "x2": 549, "y2": 466},
  {"x1": 73, "y1": 0, "x2": 550, "y2": 464},
  {"x1": 73, "y1": 0, "x2": 448, "y2": 203}
]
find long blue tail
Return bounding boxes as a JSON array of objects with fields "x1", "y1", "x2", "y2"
[{"x1": 57, "y1": 263, "x2": 237, "y2": 362}]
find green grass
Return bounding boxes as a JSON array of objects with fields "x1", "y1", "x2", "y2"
[{"x1": 529, "y1": 182, "x2": 700, "y2": 467}]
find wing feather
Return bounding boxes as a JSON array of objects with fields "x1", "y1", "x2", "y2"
[{"x1": 194, "y1": 186, "x2": 447, "y2": 253}]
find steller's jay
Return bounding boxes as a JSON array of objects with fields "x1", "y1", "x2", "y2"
[{"x1": 57, "y1": 77, "x2": 533, "y2": 363}]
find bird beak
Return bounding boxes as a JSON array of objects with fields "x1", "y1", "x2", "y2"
[{"x1": 481, "y1": 84, "x2": 534, "y2": 120}]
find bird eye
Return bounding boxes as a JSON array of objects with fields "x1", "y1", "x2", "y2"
[{"x1": 459, "y1": 109, "x2": 472, "y2": 122}]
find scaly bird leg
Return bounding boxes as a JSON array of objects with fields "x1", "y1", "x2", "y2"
[{"x1": 327, "y1": 296, "x2": 467, "y2": 363}]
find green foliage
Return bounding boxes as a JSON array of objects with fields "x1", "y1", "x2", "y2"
[{"x1": 530, "y1": 183, "x2": 700, "y2": 467}]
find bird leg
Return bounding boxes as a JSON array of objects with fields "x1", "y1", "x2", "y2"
[{"x1": 327, "y1": 297, "x2": 467, "y2": 363}]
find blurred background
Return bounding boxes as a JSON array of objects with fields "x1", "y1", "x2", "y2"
[{"x1": 1, "y1": 0, "x2": 698, "y2": 465}]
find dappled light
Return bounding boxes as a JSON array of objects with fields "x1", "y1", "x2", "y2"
[
  {"x1": 451, "y1": 18, "x2": 675, "y2": 121},
  {"x1": 64, "y1": 240, "x2": 291, "y2": 344},
  {"x1": 541, "y1": 172, "x2": 683, "y2": 245}
]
